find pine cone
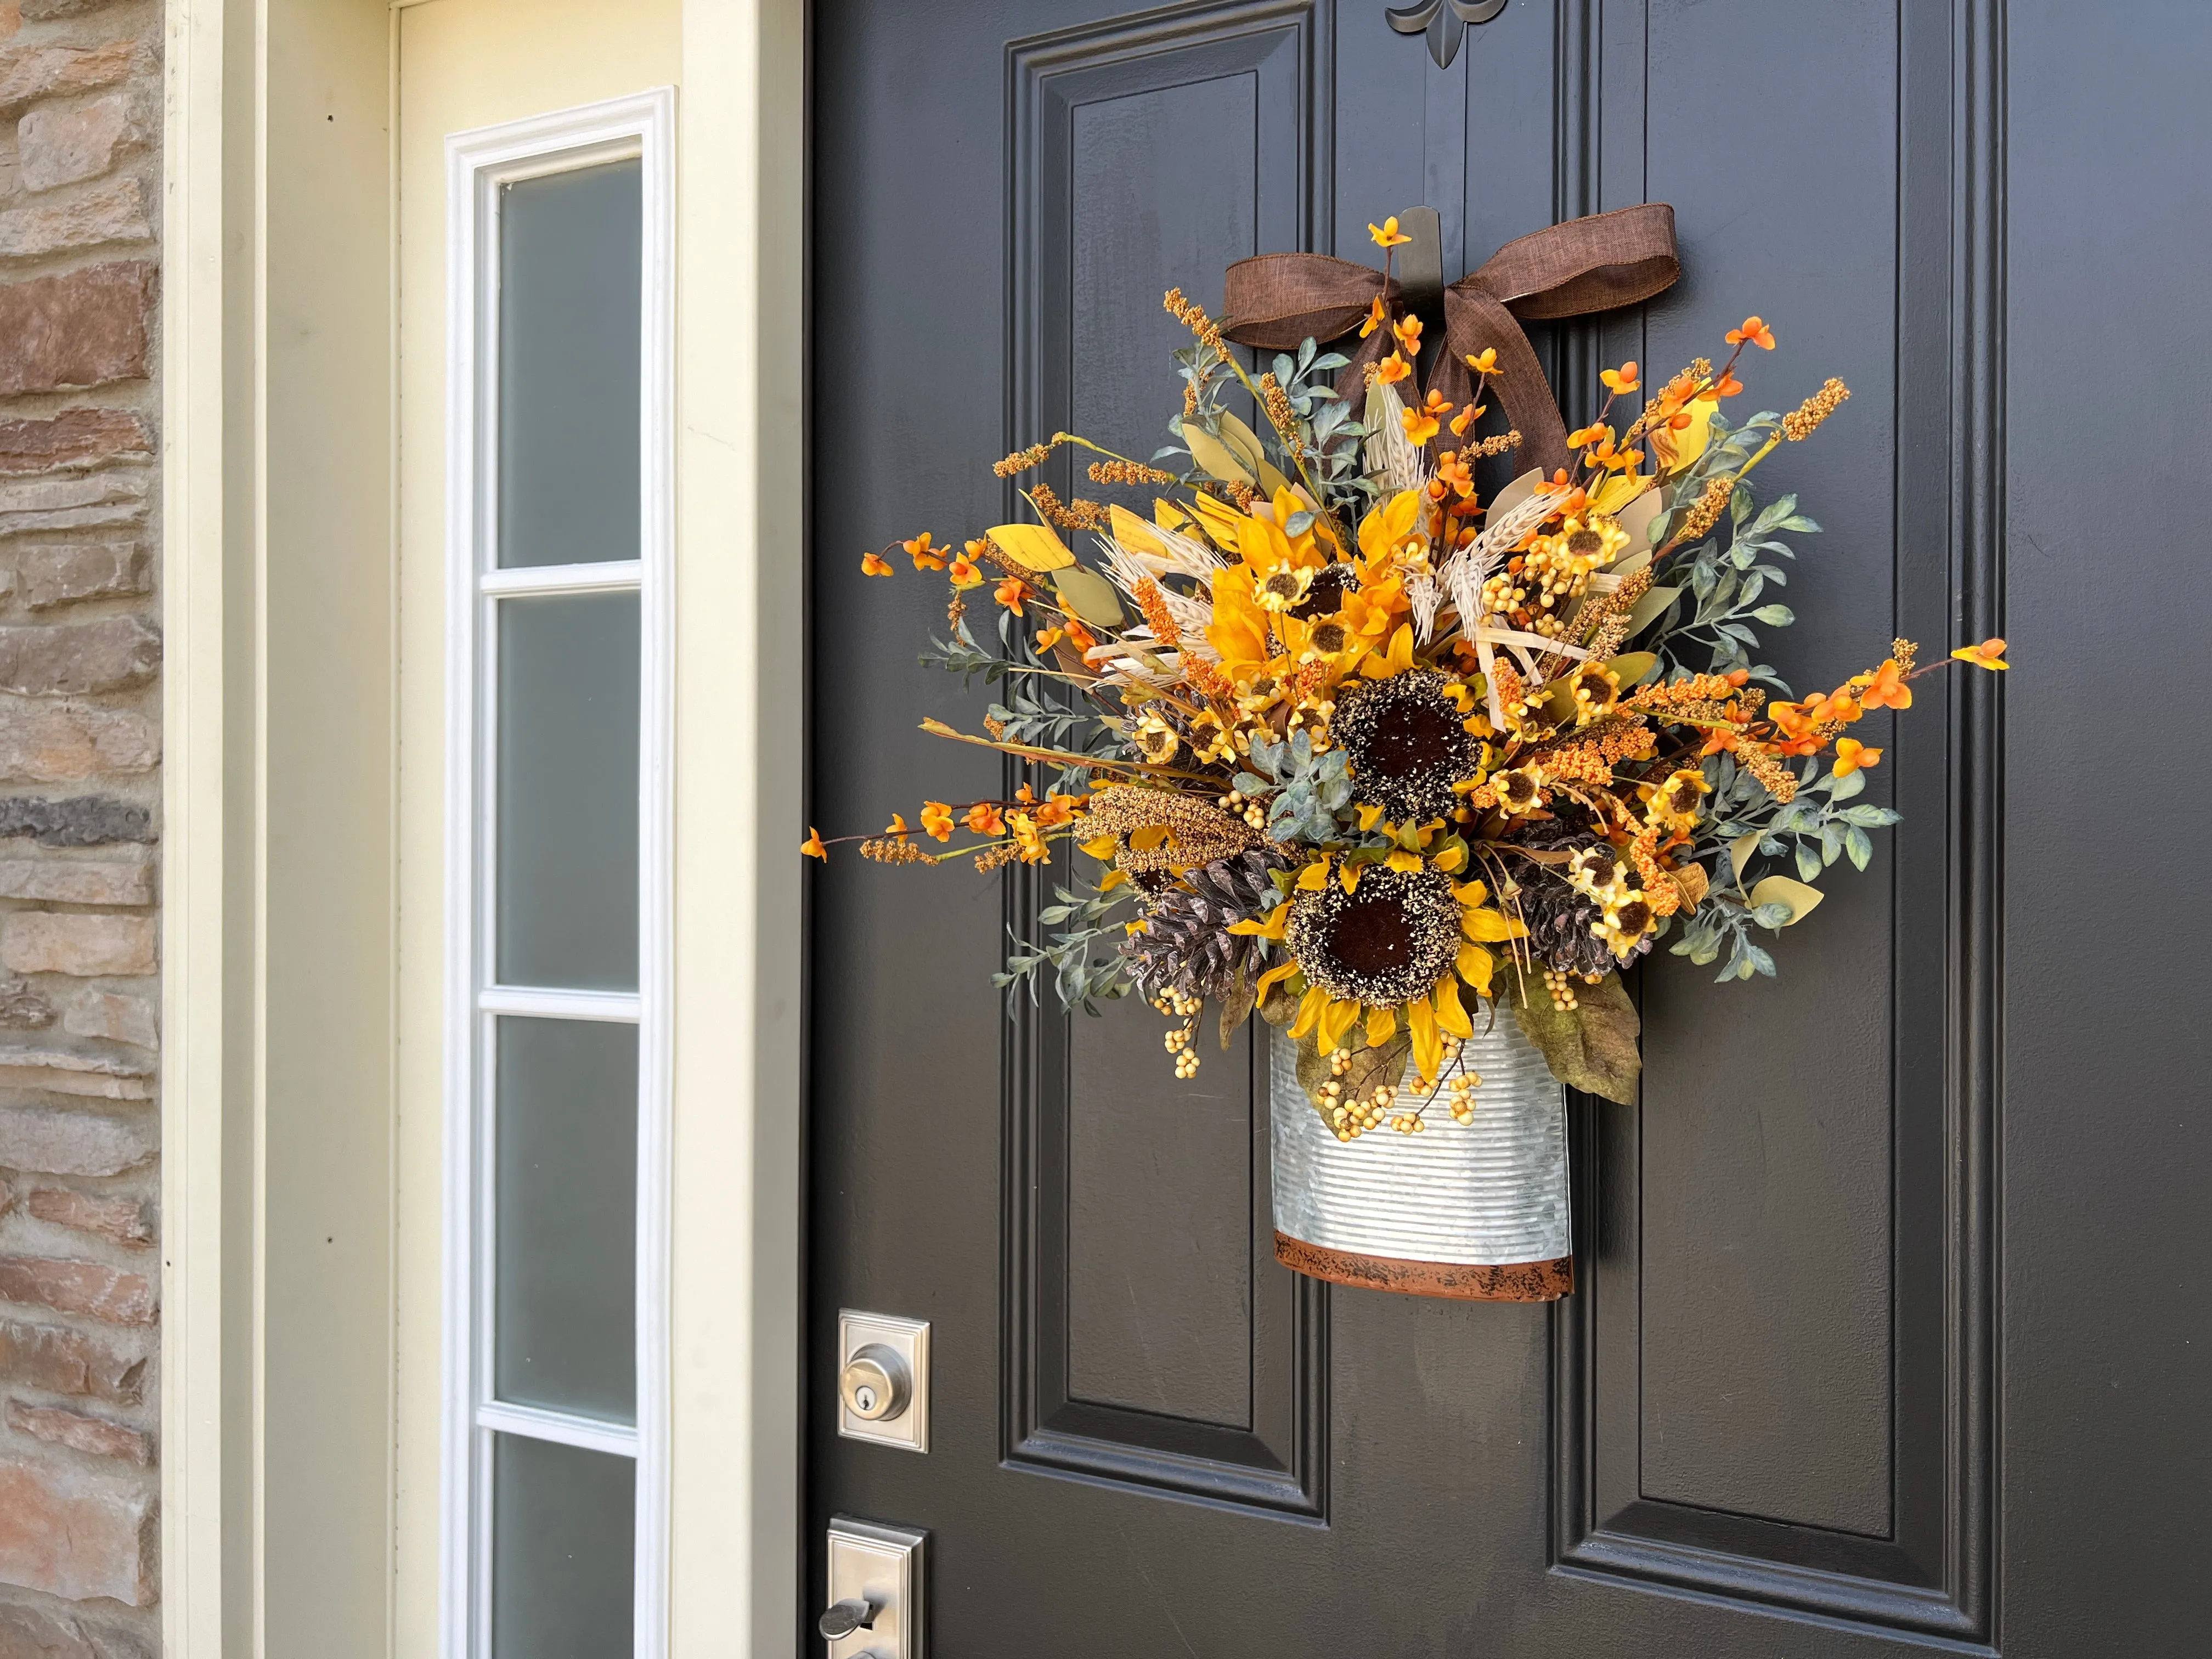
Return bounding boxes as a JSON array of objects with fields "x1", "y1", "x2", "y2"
[
  {"x1": 1124, "y1": 848, "x2": 1291, "y2": 1002},
  {"x1": 1501, "y1": 811, "x2": 1650, "y2": 978}
]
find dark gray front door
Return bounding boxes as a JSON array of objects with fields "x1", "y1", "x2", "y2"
[{"x1": 808, "y1": 2, "x2": 2207, "y2": 1652}]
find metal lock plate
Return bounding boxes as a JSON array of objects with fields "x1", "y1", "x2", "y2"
[
  {"x1": 825, "y1": 1516, "x2": 926, "y2": 1659},
  {"x1": 837, "y1": 1310, "x2": 929, "y2": 1452}
]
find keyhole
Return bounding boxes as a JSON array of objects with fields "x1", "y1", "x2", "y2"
[{"x1": 854, "y1": 1385, "x2": 879, "y2": 1414}]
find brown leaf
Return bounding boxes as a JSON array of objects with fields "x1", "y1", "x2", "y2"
[
  {"x1": 1257, "y1": 978, "x2": 1302, "y2": 1028},
  {"x1": 1217, "y1": 972, "x2": 1256, "y2": 1052},
  {"x1": 1505, "y1": 964, "x2": 1641, "y2": 1105}
]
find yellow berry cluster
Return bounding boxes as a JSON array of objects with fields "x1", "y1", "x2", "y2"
[
  {"x1": 1446, "y1": 1068, "x2": 1481, "y2": 1124},
  {"x1": 1152, "y1": 989, "x2": 1204, "y2": 1079},
  {"x1": 1542, "y1": 967, "x2": 1606, "y2": 1010},
  {"x1": 1215, "y1": 786, "x2": 1268, "y2": 831},
  {"x1": 1480, "y1": 539, "x2": 1599, "y2": 640}
]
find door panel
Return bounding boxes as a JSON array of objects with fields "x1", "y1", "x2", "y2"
[
  {"x1": 1005, "y1": 0, "x2": 1330, "y2": 1520},
  {"x1": 810, "y1": 1, "x2": 2205, "y2": 1652}
]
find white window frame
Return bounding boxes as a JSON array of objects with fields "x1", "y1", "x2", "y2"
[{"x1": 440, "y1": 87, "x2": 676, "y2": 1659}]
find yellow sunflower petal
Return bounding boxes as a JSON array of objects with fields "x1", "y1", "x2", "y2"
[
  {"x1": 1319, "y1": 996, "x2": 1363, "y2": 1053},
  {"x1": 1364, "y1": 1003, "x2": 1397, "y2": 1048},
  {"x1": 1290, "y1": 985, "x2": 1328, "y2": 1040},
  {"x1": 1296, "y1": 859, "x2": 1330, "y2": 891},
  {"x1": 1462, "y1": 906, "x2": 1525, "y2": 942},
  {"x1": 1228, "y1": 900, "x2": 1291, "y2": 939},
  {"x1": 1432, "y1": 975, "x2": 1472, "y2": 1040},
  {"x1": 1406, "y1": 995, "x2": 1441, "y2": 1085},
  {"x1": 1457, "y1": 943, "x2": 1495, "y2": 997}
]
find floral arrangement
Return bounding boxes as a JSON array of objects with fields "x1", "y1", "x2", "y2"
[{"x1": 806, "y1": 218, "x2": 2009, "y2": 1136}]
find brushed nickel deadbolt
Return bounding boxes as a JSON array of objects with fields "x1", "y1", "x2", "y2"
[
  {"x1": 839, "y1": 1344, "x2": 912, "y2": 1421},
  {"x1": 836, "y1": 1311, "x2": 929, "y2": 1452}
]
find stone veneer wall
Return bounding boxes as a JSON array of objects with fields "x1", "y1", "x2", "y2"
[{"x1": 0, "y1": 0, "x2": 165, "y2": 1654}]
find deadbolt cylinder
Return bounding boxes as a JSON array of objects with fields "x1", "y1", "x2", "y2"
[{"x1": 839, "y1": 1343, "x2": 912, "y2": 1420}]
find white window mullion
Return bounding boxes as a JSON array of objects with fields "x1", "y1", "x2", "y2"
[
  {"x1": 630, "y1": 83, "x2": 677, "y2": 1659},
  {"x1": 480, "y1": 560, "x2": 643, "y2": 598}
]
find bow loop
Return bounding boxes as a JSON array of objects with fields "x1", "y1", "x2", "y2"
[{"x1": 1220, "y1": 204, "x2": 1678, "y2": 480}]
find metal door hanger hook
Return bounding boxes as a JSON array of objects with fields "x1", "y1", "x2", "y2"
[
  {"x1": 1391, "y1": 205, "x2": 1445, "y2": 319},
  {"x1": 1387, "y1": 0, "x2": 1508, "y2": 71}
]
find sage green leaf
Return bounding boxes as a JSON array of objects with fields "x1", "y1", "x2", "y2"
[
  {"x1": 1613, "y1": 485, "x2": 1666, "y2": 555},
  {"x1": 1216, "y1": 412, "x2": 1269, "y2": 476},
  {"x1": 1485, "y1": 465, "x2": 1545, "y2": 523},
  {"x1": 1603, "y1": 650, "x2": 1660, "y2": 689},
  {"x1": 1729, "y1": 830, "x2": 1764, "y2": 889},
  {"x1": 1746, "y1": 874, "x2": 1824, "y2": 923},
  {"x1": 1052, "y1": 565, "x2": 1125, "y2": 628},
  {"x1": 1184, "y1": 425, "x2": 1254, "y2": 486},
  {"x1": 1623, "y1": 584, "x2": 1683, "y2": 637},
  {"x1": 1506, "y1": 964, "x2": 1641, "y2": 1105}
]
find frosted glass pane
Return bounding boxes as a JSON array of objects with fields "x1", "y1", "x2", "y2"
[
  {"x1": 494, "y1": 1017, "x2": 637, "y2": 1421},
  {"x1": 492, "y1": 1434, "x2": 634, "y2": 1659},
  {"x1": 495, "y1": 591, "x2": 639, "y2": 990},
  {"x1": 496, "y1": 159, "x2": 641, "y2": 568}
]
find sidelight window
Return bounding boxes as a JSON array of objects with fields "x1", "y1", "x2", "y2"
[{"x1": 443, "y1": 92, "x2": 674, "y2": 1659}]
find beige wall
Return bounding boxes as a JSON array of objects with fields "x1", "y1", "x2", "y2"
[{"x1": 160, "y1": 0, "x2": 806, "y2": 1652}]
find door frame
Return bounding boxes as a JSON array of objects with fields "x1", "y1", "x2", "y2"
[{"x1": 159, "y1": 2, "x2": 809, "y2": 1654}]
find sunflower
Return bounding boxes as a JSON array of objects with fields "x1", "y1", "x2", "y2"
[
  {"x1": 1278, "y1": 863, "x2": 1526, "y2": 1082},
  {"x1": 1491, "y1": 765, "x2": 1546, "y2": 816},
  {"x1": 1289, "y1": 864, "x2": 1459, "y2": 1008},
  {"x1": 1131, "y1": 711, "x2": 1181, "y2": 763},
  {"x1": 1331, "y1": 668, "x2": 1487, "y2": 820},
  {"x1": 1256, "y1": 564, "x2": 1314, "y2": 613},
  {"x1": 1566, "y1": 661, "x2": 1621, "y2": 723},
  {"x1": 1642, "y1": 766, "x2": 1708, "y2": 831}
]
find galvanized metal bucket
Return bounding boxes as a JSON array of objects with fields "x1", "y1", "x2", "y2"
[{"x1": 1267, "y1": 1006, "x2": 1573, "y2": 1301}]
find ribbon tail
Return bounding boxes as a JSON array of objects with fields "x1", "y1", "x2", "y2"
[{"x1": 1444, "y1": 281, "x2": 1570, "y2": 478}]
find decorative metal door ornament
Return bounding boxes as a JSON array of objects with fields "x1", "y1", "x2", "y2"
[
  {"x1": 805, "y1": 200, "x2": 2015, "y2": 1300},
  {"x1": 1387, "y1": 0, "x2": 1507, "y2": 70}
]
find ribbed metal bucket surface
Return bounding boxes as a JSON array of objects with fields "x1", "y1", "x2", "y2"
[{"x1": 1268, "y1": 1004, "x2": 1573, "y2": 1301}]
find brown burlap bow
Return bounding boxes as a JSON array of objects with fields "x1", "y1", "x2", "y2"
[{"x1": 1221, "y1": 204, "x2": 1679, "y2": 480}]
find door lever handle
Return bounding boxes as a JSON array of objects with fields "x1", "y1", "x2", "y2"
[{"x1": 819, "y1": 1597, "x2": 877, "y2": 1639}]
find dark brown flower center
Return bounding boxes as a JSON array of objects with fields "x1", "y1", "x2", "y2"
[
  {"x1": 1289, "y1": 563, "x2": 1351, "y2": 619},
  {"x1": 1314, "y1": 888, "x2": 1413, "y2": 977},
  {"x1": 1567, "y1": 528, "x2": 1605, "y2": 557},
  {"x1": 1263, "y1": 571, "x2": 1303, "y2": 600},
  {"x1": 1311, "y1": 620, "x2": 1348, "y2": 653},
  {"x1": 1364, "y1": 696, "x2": 1463, "y2": 781},
  {"x1": 1615, "y1": 899, "x2": 1652, "y2": 934}
]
